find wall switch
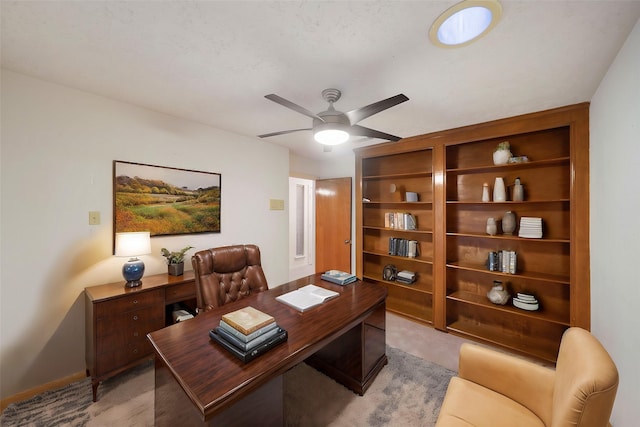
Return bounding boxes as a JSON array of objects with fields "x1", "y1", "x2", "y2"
[
  {"x1": 269, "y1": 199, "x2": 285, "y2": 210},
  {"x1": 89, "y1": 211, "x2": 101, "y2": 225}
]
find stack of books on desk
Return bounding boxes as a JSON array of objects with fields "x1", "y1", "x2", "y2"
[
  {"x1": 321, "y1": 270, "x2": 357, "y2": 285},
  {"x1": 209, "y1": 306, "x2": 287, "y2": 363}
]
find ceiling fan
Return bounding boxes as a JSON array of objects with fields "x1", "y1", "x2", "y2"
[{"x1": 258, "y1": 88, "x2": 409, "y2": 150}]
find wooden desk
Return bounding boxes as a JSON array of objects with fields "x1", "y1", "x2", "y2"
[
  {"x1": 85, "y1": 271, "x2": 196, "y2": 401},
  {"x1": 147, "y1": 273, "x2": 388, "y2": 426}
]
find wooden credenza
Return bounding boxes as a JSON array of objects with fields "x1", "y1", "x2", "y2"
[{"x1": 84, "y1": 271, "x2": 196, "y2": 401}]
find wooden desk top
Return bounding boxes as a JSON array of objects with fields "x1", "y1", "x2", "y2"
[
  {"x1": 147, "y1": 273, "x2": 387, "y2": 420},
  {"x1": 85, "y1": 271, "x2": 195, "y2": 302}
]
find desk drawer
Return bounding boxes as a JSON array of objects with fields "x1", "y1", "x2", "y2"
[
  {"x1": 95, "y1": 289, "x2": 164, "y2": 318},
  {"x1": 165, "y1": 281, "x2": 196, "y2": 304},
  {"x1": 96, "y1": 305, "x2": 164, "y2": 340},
  {"x1": 95, "y1": 341, "x2": 154, "y2": 375}
]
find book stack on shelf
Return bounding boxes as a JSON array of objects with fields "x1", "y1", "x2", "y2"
[
  {"x1": 384, "y1": 212, "x2": 417, "y2": 230},
  {"x1": 209, "y1": 306, "x2": 287, "y2": 363},
  {"x1": 388, "y1": 238, "x2": 419, "y2": 258}
]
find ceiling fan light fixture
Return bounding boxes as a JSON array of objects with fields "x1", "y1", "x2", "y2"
[
  {"x1": 314, "y1": 126, "x2": 350, "y2": 146},
  {"x1": 429, "y1": 0, "x2": 502, "y2": 48}
]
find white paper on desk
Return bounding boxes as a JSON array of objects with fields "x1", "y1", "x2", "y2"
[{"x1": 276, "y1": 284, "x2": 339, "y2": 312}]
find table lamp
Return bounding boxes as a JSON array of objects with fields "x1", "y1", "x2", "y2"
[{"x1": 115, "y1": 231, "x2": 151, "y2": 288}]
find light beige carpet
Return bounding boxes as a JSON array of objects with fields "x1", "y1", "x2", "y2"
[{"x1": 1, "y1": 346, "x2": 454, "y2": 427}]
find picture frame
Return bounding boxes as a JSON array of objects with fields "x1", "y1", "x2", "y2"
[{"x1": 113, "y1": 160, "x2": 221, "y2": 238}]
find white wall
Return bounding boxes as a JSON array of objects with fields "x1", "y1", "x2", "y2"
[
  {"x1": 590, "y1": 19, "x2": 640, "y2": 425},
  {"x1": 0, "y1": 70, "x2": 290, "y2": 398}
]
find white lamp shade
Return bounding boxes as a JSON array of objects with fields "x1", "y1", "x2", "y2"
[{"x1": 115, "y1": 232, "x2": 151, "y2": 257}]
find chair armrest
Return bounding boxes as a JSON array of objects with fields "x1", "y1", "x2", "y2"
[{"x1": 458, "y1": 343, "x2": 555, "y2": 424}]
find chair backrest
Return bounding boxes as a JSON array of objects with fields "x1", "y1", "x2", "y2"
[
  {"x1": 552, "y1": 327, "x2": 619, "y2": 427},
  {"x1": 191, "y1": 244, "x2": 268, "y2": 312}
]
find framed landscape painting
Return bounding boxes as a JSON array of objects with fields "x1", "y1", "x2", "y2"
[{"x1": 113, "y1": 160, "x2": 221, "y2": 237}]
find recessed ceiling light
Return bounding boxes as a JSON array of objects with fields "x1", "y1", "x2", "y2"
[{"x1": 429, "y1": 0, "x2": 502, "y2": 48}]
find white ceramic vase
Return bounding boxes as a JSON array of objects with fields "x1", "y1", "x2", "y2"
[
  {"x1": 493, "y1": 177, "x2": 506, "y2": 202},
  {"x1": 482, "y1": 183, "x2": 490, "y2": 202},
  {"x1": 493, "y1": 149, "x2": 512, "y2": 165}
]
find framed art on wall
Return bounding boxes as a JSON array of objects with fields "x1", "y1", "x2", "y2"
[{"x1": 113, "y1": 160, "x2": 221, "y2": 237}]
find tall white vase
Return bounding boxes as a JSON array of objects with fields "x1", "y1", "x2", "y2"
[{"x1": 493, "y1": 177, "x2": 506, "y2": 202}]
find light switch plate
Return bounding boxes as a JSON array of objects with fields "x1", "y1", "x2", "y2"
[
  {"x1": 89, "y1": 211, "x2": 101, "y2": 225},
  {"x1": 269, "y1": 199, "x2": 285, "y2": 210}
]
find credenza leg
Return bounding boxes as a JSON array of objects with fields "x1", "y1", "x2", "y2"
[{"x1": 91, "y1": 380, "x2": 98, "y2": 402}]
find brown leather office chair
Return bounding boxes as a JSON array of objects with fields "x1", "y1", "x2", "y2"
[
  {"x1": 436, "y1": 327, "x2": 619, "y2": 427},
  {"x1": 191, "y1": 244, "x2": 269, "y2": 312}
]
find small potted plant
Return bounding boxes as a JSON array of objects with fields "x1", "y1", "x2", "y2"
[{"x1": 161, "y1": 246, "x2": 194, "y2": 276}]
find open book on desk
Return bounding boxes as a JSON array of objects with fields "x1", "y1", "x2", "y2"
[{"x1": 276, "y1": 284, "x2": 339, "y2": 312}]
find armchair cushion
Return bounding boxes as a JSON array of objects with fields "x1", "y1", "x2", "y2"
[
  {"x1": 437, "y1": 376, "x2": 545, "y2": 427},
  {"x1": 191, "y1": 244, "x2": 268, "y2": 311},
  {"x1": 436, "y1": 328, "x2": 618, "y2": 427}
]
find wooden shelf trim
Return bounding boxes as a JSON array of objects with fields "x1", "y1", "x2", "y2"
[
  {"x1": 363, "y1": 201, "x2": 433, "y2": 206},
  {"x1": 446, "y1": 262, "x2": 570, "y2": 284},
  {"x1": 447, "y1": 291, "x2": 569, "y2": 326},
  {"x1": 446, "y1": 232, "x2": 570, "y2": 244},
  {"x1": 364, "y1": 275, "x2": 434, "y2": 295},
  {"x1": 364, "y1": 225, "x2": 433, "y2": 235},
  {"x1": 446, "y1": 157, "x2": 570, "y2": 175},
  {"x1": 446, "y1": 199, "x2": 570, "y2": 205},
  {"x1": 363, "y1": 250, "x2": 433, "y2": 264},
  {"x1": 363, "y1": 171, "x2": 432, "y2": 180},
  {"x1": 446, "y1": 320, "x2": 560, "y2": 363}
]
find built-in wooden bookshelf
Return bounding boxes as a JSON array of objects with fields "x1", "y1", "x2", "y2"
[
  {"x1": 355, "y1": 103, "x2": 590, "y2": 362},
  {"x1": 358, "y1": 149, "x2": 435, "y2": 324}
]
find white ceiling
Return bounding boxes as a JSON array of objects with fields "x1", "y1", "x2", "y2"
[{"x1": 2, "y1": 1, "x2": 639, "y2": 160}]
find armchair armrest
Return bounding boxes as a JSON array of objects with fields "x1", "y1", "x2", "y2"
[{"x1": 457, "y1": 343, "x2": 555, "y2": 424}]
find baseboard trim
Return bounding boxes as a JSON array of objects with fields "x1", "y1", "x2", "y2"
[{"x1": 1, "y1": 371, "x2": 86, "y2": 412}]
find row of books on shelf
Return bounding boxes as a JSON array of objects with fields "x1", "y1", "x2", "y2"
[
  {"x1": 384, "y1": 212, "x2": 417, "y2": 230},
  {"x1": 487, "y1": 250, "x2": 518, "y2": 274},
  {"x1": 209, "y1": 306, "x2": 287, "y2": 363},
  {"x1": 388, "y1": 238, "x2": 419, "y2": 258}
]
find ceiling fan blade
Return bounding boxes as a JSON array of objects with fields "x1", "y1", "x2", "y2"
[
  {"x1": 350, "y1": 125, "x2": 403, "y2": 142},
  {"x1": 264, "y1": 94, "x2": 324, "y2": 122},
  {"x1": 258, "y1": 128, "x2": 311, "y2": 138},
  {"x1": 346, "y1": 94, "x2": 409, "y2": 125}
]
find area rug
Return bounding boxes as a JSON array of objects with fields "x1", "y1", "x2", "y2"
[{"x1": 1, "y1": 346, "x2": 455, "y2": 427}]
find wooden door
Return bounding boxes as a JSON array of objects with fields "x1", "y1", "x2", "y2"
[{"x1": 315, "y1": 177, "x2": 352, "y2": 273}]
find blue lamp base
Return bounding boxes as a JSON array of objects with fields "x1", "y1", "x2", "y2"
[{"x1": 122, "y1": 257, "x2": 145, "y2": 288}]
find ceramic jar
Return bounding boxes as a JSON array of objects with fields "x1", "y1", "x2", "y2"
[
  {"x1": 513, "y1": 177, "x2": 524, "y2": 202},
  {"x1": 487, "y1": 281, "x2": 510, "y2": 305},
  {"x1": 493, "y1": 177, "x2": 506, "y2": 202},
  {"x1": 502, "y1": 211, "x2": 516, "y2": 235},
  {"x1": 486, "y1": 218, "x2": 497, "y2": 236}
]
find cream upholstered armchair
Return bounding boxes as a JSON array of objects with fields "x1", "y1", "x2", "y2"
[
  {"x1": 191, "y1": 244, "x2": 269, "y2": 312},
  {"x1": 436, "y1": 327, "x2": 618, "y2": 427}
]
